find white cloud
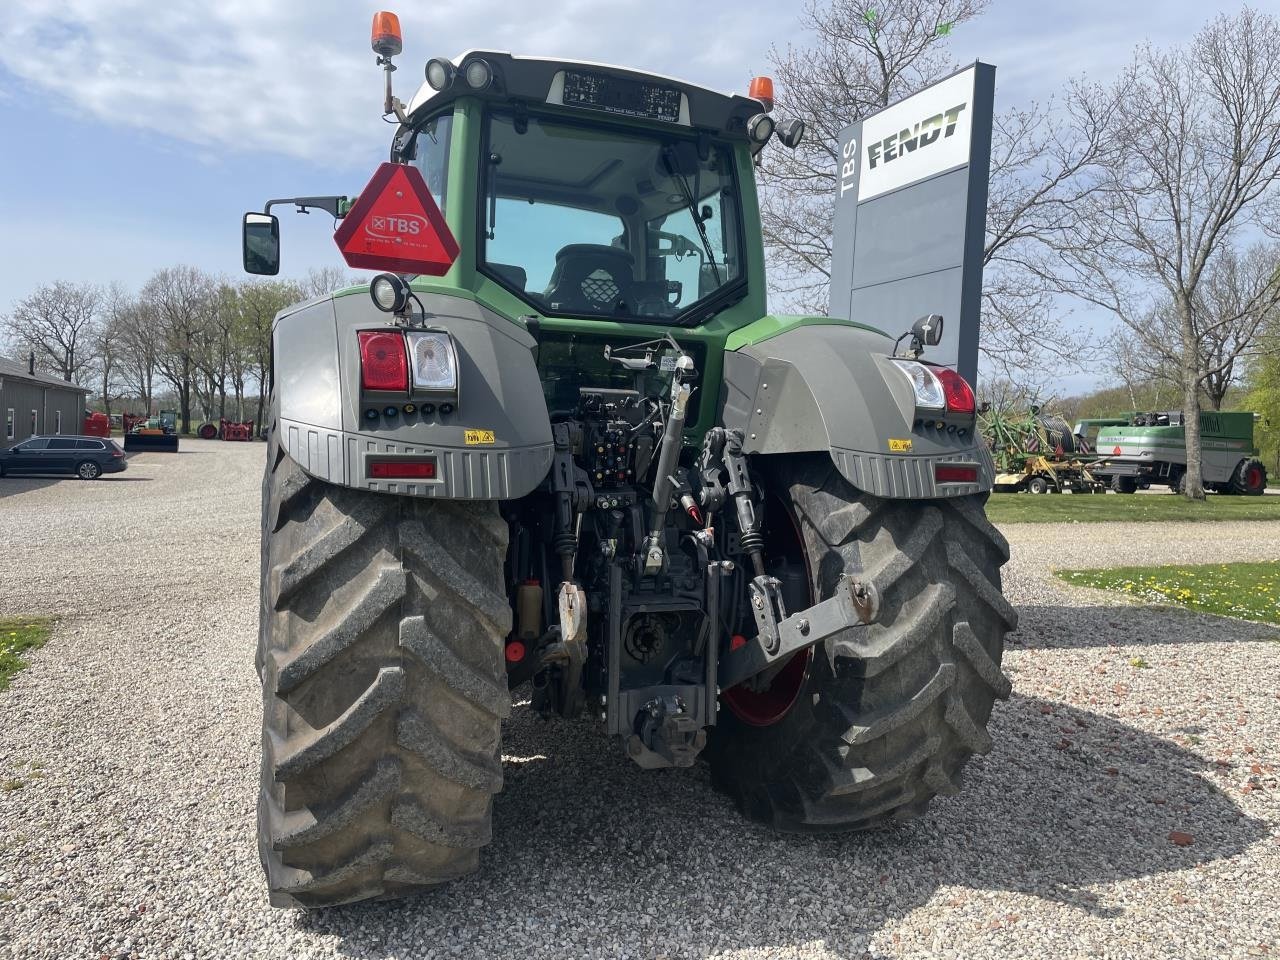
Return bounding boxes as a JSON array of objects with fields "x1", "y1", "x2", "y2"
[{"x1": 0, "y1": 0, "x2": 791, "y2": 164}]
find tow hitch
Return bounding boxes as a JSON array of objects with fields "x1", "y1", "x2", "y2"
[{"x1": 719, "y1": 575, "x2": 880, "y2": 689}]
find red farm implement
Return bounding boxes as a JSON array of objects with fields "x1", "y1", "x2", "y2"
[{"x1": 220, "y1": 419, "x2": 255, "y2": 441}]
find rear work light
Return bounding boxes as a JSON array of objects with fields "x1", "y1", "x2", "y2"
[
  {"x1": 935, "y1": 464, "x2": 979, "y2": 484},
  {"x1": 932, "y1": 366, "x2": 976, "y2": 415},
  {"x1": 358, "y1": 330, "x2": 409, "y2": 392},
  {"x1": 368, "y1": 458, "x2": 437, "y2": 480}
]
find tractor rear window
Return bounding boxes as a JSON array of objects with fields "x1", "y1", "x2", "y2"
[{"x1": 480, "y1": 112, "x2": 744, "y2": 323}]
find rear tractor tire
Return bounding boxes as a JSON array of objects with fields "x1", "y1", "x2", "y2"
[
  {"x1": 708, "y1": 457, "x2": 1017, "y2": 832},
  {"x1": 257, "y1": 428, "x2": 512, "y2": 908}
]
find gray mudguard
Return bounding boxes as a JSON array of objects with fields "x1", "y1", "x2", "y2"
[
  {"x1": 273, "y1": 290, "x2": 553, "y2": 499},
  {"x1": 721, "y1": 324, "x2": 992, "y2": 498}
]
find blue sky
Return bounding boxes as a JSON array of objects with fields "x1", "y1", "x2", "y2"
[{"x1": 0, "y1": 0, "x2": 1242, "y2": 393}]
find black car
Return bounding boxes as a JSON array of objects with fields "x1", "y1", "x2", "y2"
[{"x1": 0, "y1": 435, "x2": 128, "y2": 480}]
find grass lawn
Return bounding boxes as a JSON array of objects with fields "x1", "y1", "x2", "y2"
[
  {"x1": 0, "y1": 618, "x2": 52, "y2": 691},
  {"x1": 986, "y1": 492, "x2": 1280, "y2": 524},
  {"x1": 1056, "y1": 562, "x2": 1280, "y2": 625}
]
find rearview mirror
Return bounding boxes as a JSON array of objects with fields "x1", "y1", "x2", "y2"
[{"x1": 242, "y1": 212, "x2": 281, "y2": 276}]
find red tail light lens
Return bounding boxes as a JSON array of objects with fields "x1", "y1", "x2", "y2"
[
  {"x1": 935, "y1": 464, "x2": 979, "y2": 484},
  {"x1": 358, "y1": 330, "x2": 409, "y2": 392},
  {"x1": 368, "y1": 459, "x2": 437, "y2": 480},
  {"x1": 932, "y1": 366, "x2": 975, "y2": 415}
]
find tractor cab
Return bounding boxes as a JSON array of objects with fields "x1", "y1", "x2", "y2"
[
  {"x1": 393, "y1": 52, "x2": 789, "y2": 327},
  {"x1": 245, "y1": 45, "x2": 801, "y2": 329}
]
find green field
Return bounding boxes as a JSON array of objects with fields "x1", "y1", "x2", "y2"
[
  {"x1": 0, "y1": 618, "x2": 52, "y2": 691},
  {"x1": 986, "y1": 492, "x2": 1280, "y2": 524},
  {"x1": 1057, "y1": 562, "x2": 1280, "y2": 625}
]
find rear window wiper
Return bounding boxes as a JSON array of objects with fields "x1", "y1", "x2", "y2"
[{"x1": 662, "y1": 145, "x2": 721, "y2": 287}]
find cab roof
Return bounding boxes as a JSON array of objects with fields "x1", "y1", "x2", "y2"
[{"x1": 405, "y1": 51, "x2": 765, "y2": 140}]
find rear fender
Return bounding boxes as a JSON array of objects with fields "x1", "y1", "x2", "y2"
[
  {"x1": 720, "y1": 323, "x2": 991, "y2": 498},
  {"x1": 272, "y1": 290, "x2": 553, "y2": 499}
]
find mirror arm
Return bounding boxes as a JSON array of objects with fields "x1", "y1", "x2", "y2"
[{"x1": 264, "y1": 196, "x2": 350, "y2": 220}]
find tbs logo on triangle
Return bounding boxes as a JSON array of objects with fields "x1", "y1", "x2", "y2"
[{"x1": 367, "y1": 214, "x2": 427, "y2": 239}]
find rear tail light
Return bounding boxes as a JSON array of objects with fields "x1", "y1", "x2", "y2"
[
  {"x1": 891, "y1": 359, "x2": 976, "y2": 417},
  {"x1": 932, "y1": 366, "x2": 975, "y2": 415},
  {"x1": 935, "y1": 464, "x2": 979, "y2": 484},
  {"x1": 112, "y1": 447, "x2": 124, "y2": 458},
  {"x1": 358, "y1": 330, "x2": 409, "y2": 392},
  {"x1": 890, "y1": 359, "x2": 945, "y2": 411},
  {"x1": 368, "y1": 458, "x2": 437, "y2": 480}
]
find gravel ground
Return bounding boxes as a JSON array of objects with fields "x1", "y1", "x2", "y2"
[{"x1": 1, "y1": 441, "x2": 1277, "y2": 960}]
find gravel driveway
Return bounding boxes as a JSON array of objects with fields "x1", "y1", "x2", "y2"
[{"x1": 1, "y1": 441, "x2": 1277, "y2": 960}]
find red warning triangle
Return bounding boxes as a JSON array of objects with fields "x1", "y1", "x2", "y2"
[{"x1": 333, "y1": 162, "x2": 459, "y2": 275}]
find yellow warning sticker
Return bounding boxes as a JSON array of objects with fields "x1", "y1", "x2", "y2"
[
  {"x1": 888, "y1": 438, "x2": 913, "y2": 453},
  {"x1": 464, "y1": 429, "x2": 496, "y2": 445}
]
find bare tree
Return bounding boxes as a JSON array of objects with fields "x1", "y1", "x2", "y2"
[
  {"x1": 760, "y1": 0, "x2": 987, "y2": 312},
  {"x1": 191, "y1": 280, "x2": 237, "y2": 423},
  {"x1": 1103, "y1": 246, "x2": 1280, "y2": 413},
  {"x1": 114, "y1": 297, "x2": 161, "y2": 415},
  {"x1": 93, "y1": 284, "x2": 134, "y2": 419},
  {"x1": 300, "y1": 266, "x2": 360, "y2": 299},
  {"x1": 979, "y1": 89, "x2": 1114, "y2": 386},
  {"x1": 3, "y1": 281, "x2": 102, "y2": 383},
  {"x1": 142, "y1": 266, "x2": 220, "y2": 434},
  {"x1": 1108, "y1": 328, "x2": 1174, "y2": 413},
  {"x1": 1196, "y1": 245, "x2": 1280, "y2": 409},
  {"x1": 1053, "y1": 9, "x2": 1280, "y2": 498},
  {"x1": 759, "y1": 0, "x2": 1110, "y2": 392}
]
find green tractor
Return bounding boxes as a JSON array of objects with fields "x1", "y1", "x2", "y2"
[{"x1": 242, "y1": 14, "x2": 1015, "y2": 908}]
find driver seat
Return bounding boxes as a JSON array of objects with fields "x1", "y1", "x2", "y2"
[{"x1": 543, "y1": 244, "x2": 635, "y2": 313}]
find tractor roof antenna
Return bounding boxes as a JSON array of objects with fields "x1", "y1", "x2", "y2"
[{"x1": 371, "y1": 11, "x2": 409, "y2": 124}]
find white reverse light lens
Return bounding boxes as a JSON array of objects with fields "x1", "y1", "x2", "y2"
[
  {"x1": 464, "y1": 59, "x2": 492, "y2": 89},
  {"x1": 407, "y1": 331, "x2": 458, "y2": 392},
  {"x1": 890, "y1": 359, "x2": 945, "y2": 411}
]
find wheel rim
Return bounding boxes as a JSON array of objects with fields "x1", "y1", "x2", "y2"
[
  {"x1": 722, "y1": 489, "x2": 812, "y2": 727},
  {"x1": 1246, "y1": 465, "x2": 1263, "y2": 490},
  {"x1": 723, "y1": 647, "x2": 811, "y2": 726},
  {"x1": 79, "y1": 463, "x2": 96, "y2": 479}
]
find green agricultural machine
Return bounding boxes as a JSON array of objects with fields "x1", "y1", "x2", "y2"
[
  {"x1": 981, "y1": 406, "x2": 1102, "y2": 493},
  {"x1": 240, "y1": 13, "x2": 1015, "y2": 908},
  {"x1": 1081, "y1": 410, "x2": 1267, "y2": 495}
]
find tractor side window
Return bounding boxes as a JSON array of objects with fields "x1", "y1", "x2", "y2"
[{"x1": 409, "y1": 111, "x2": 453, "y2": 213}]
